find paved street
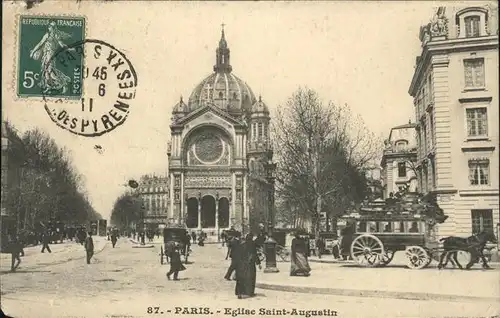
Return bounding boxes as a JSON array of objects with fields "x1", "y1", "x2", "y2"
[
  {"x1": 1, "y1": 239, "x2": 498, "y2": 318},
  {"x1": 259, "y1": 252, "x2": 500, "y2": 300},
  {"x1": 0, "y1": 238, "x2": 107, "y2": 273}
]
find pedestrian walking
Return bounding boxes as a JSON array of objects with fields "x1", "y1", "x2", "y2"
[
  {"x1": 316, "y1": 237, "x2": 325, "y2": 259},
  {"x1": 41, "y1": 231, "x2": 52, "y2": 253},
  {"x1": 84, "y1": 231, "x2": 94, "y2": 264},
  {"x1": 166, "y1": 242, "x2": 186, "y2": 280},
  {"x1": 221, "y1": 231, "x2": 226, "y2": 247},
  {"x1": 111, "y1": 231, "x2": 118, "y2": 248},
  {"x1": 290, "y1": 232, "x2": 311, "y2": 276},
  {"x1": 235, "y1": 233, "x2": 261, "y2": 299},
  {"x1": 224, "y1": 231, "x2": 240, "y2": 280},
  {"x1": 8, "y1": 235, "x2": 22, "y2": 272},
  {"x1": 191, "y1": 231, "x2": 197, "y2": 244}
]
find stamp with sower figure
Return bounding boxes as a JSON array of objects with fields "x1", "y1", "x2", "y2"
[
  {"x1": 17, "y1": 15, "x2": 138, "y2": 137},
  {"x1": 18, "y1": 16, "x2": 85, "y2": 99}
]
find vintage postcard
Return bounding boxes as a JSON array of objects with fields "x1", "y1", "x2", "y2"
[{"x1": 1, "y1": 1, "x2": 499, "y2": 318}]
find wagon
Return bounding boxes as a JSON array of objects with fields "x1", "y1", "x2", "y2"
[
  {"x1": 340, "y1": 213, "x2": 442, "y2": 269},
  {"x1": 159, "y1": 227, "x2": 189, "y2": 265}
]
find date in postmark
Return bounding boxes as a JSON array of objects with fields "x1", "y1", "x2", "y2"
[
  {"x1": 17, "y1": 15, "x2": 85, "y2": 99},
  {"x1": 43, "y1": 39, "x2": 138, "y2": 137}
]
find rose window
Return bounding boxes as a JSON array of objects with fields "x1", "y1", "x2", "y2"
[{"x1": 194, "y1": 132, "x2": 224, "y2": 163}]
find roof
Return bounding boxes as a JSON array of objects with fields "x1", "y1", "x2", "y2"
[{"x1": 391, "y1": 123, "x2": 417, "y2": 130}]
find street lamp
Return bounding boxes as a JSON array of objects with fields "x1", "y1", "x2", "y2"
[{"x1": 263, "y1": 148, "x2": 279, "y2": 273}]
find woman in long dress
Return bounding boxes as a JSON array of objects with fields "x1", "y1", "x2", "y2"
[
  {"x1": 29, "y1": 21, "x2": 73, "y2": 94},
  {"x1": 290, "y1": 233, "x2": 311, "y2": 276},
  {"x1": 235, "y1": 233, "x2": 261, "y2": 299}
]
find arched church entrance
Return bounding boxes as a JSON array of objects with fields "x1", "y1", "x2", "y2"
[
  {"x1": 218, "y1": 197, "x2": 230, "y2": 228},
  {"x1": 186, "y1": 198, "x2": 198, "y2": 228},
  {"x1": 201, "y1": 195, "x2": 216, "y2": 228}
]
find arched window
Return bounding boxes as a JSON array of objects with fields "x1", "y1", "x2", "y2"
[
  {"x1": 456, "y1": 7, "x2": 488, "y2": 38},
  {"x1": 233, "y1": 92, "x2": 237, "y2": 100},
  {"x1": 395, "y1": 140, "x2": 408, "y2": 152},
  {"x1": 219, "y1": 91, "x2": 223, "y2": 99}
]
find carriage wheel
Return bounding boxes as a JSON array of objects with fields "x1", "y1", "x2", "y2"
[
  {"x1": 405, "y1": 246, "x2": 430, "y2": 269},
  {"x1": 350, "y1": 234, "x2": 384, "y2": 267},
  {"x1": 160, "y1": 246, "x2": 164, "y2": 265},
  {"x1": 378, "y1": 250, "x2": 395, "y2": 266}
]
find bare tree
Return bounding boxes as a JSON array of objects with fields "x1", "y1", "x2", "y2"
[{"x1": 273, "y1": 88, "x2": 380, "y2": 237}]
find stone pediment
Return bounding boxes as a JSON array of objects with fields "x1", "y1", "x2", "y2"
[{"x1": 173, "y1": 104, "x2": 245, "y2": 128}]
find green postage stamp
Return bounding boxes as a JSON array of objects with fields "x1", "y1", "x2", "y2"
[{"x1": 17, "y1": 16, "x2": 86, "y2": 99}]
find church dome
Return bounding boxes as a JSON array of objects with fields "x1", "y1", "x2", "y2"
[
  {"x1": 188, "y1": 73, "x2": 257, "y2": 112},
  {"x1": 186, "y1": 27, "x2": 257, "y2": 113},
  {"x1": 251, "y1": 96, "x2": 269, "y2": 114},
  {"x1": 172, "y1": 96, "x2": 188, "y2": 113}
]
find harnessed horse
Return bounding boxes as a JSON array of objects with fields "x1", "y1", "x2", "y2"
[{"x1": 438, "y1": 231, "x2": 497, "y2": 270}]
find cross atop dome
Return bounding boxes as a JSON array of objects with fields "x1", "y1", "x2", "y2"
[{"x1": 214, "y1": 26, "x2": 232, "y2": 73}]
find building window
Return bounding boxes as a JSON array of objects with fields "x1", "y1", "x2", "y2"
[
  {"x1": 258, "y1": 122, "x2": 263, "y2": 139},
  {"x1": 398, "y1": 162, "x2": 407, "y2": 178},
  {"x1": 252, "y1": 123, "x2": 257, "y2": 141},
  {"x1": 422, "y1": 87, "x2": 427, "y2": 108},
  {"x1": 471, "y1": 209, "x2": 493, "y2": 234},
  {"x1": 395, "y1": 140, "x2": 408, "y2": 152},
  {"x1": 427, "y1": 73, "x2": 433, "y2": 103},
  {"x1": 428, "y1": 112, "x2": 434, "y2": 148},
  {"x1": 422, "y1": 121, "x2": 427, "y2": 155},
  {"x1": 431, "y1": 159, "x2": 436, "y2": 189},
  {"x1": 466, "y1": 107, "x2": 488, "y2": 137},
  {"x1": 464, "y1": 59, "x2": 485, "y2": 88},
  {"x1": 422, "y1": 165, "x2": 428, "y2": 193},
  {"x1": 464, "y1": 16, "x2": 480, "y2": 37},
  {"x1": 468, "y1": 159, "x2": 489, "y2": 185}
]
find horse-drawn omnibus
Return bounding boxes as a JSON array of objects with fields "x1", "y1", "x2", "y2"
[
  {"x1": 339, "y1": 212, "x2": 439, "y2": 269},
  {"x1": 159, "y1": 226, "x2": 190, "y2": 265},
  {"x1": 339, "y1": 191, "x2": 496, "y2": 269}
]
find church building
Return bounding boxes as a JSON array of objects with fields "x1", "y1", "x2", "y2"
[{"x1": 166, "y1": 27, "x2": 274, "y2": 235}]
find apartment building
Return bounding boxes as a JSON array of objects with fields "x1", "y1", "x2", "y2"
[{"x1": 408, "y1": 4, "x2": 499, "y2": 237}]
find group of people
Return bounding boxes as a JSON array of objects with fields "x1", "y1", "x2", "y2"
[{"x1": 5, "y1": 229, "x2": 97, "y2": 272}]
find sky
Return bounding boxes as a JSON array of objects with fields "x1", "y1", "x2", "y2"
[{"x1": 3, "y1": 0, "x2": 455, "y2": 220}]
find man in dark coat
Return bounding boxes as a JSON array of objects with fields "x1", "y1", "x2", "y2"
[
  {"x1": 111, "y1": 230, "x2": 118, "y2": 248},
  {"x1": 316, "y1": 237, "x2": 325, "y2": 259},
  {"x1": 340, "y1": 221, "x2": 355, "y2": 260},
  {"x1": 9, "y1": 235, "x2": 22, "y2": 272},
  {"x1": 41, "y1": 231, "x2": 52, "y2": 253},
  {"x1": 166, "y1": 242, "x2": 186, "y2": 280},
  {"x1": 235, "y1": 233, "x2": 261, "y2": 299},
  {"x1": 224, "y1": 232, "x2": 241, "y2": 280},
  {"x1": 191, "y1": 231, "x2": 197, "y2": 244},
  {"x1": 84, "y1": 232, "x2": 94, "y2": 264}
]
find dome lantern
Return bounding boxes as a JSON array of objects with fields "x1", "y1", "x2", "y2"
[
  {"x1": 186, "y1": 27, "x2": 258, "y2": 113},
  {"x1": 214, "y1": 24, "x2": 232, "y2": 73}
]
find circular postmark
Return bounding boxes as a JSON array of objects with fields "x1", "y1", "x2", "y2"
[{"x1": 42, "y1": 39, "x2": 138, "y2": 137}]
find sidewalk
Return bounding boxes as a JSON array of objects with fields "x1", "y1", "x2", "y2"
[
  {"x1": 0, "y1": 237, "x2": 107, "y2": 273},
  {"x1": 256, "y1": 256, "x2": 500, "y2": 302}
]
